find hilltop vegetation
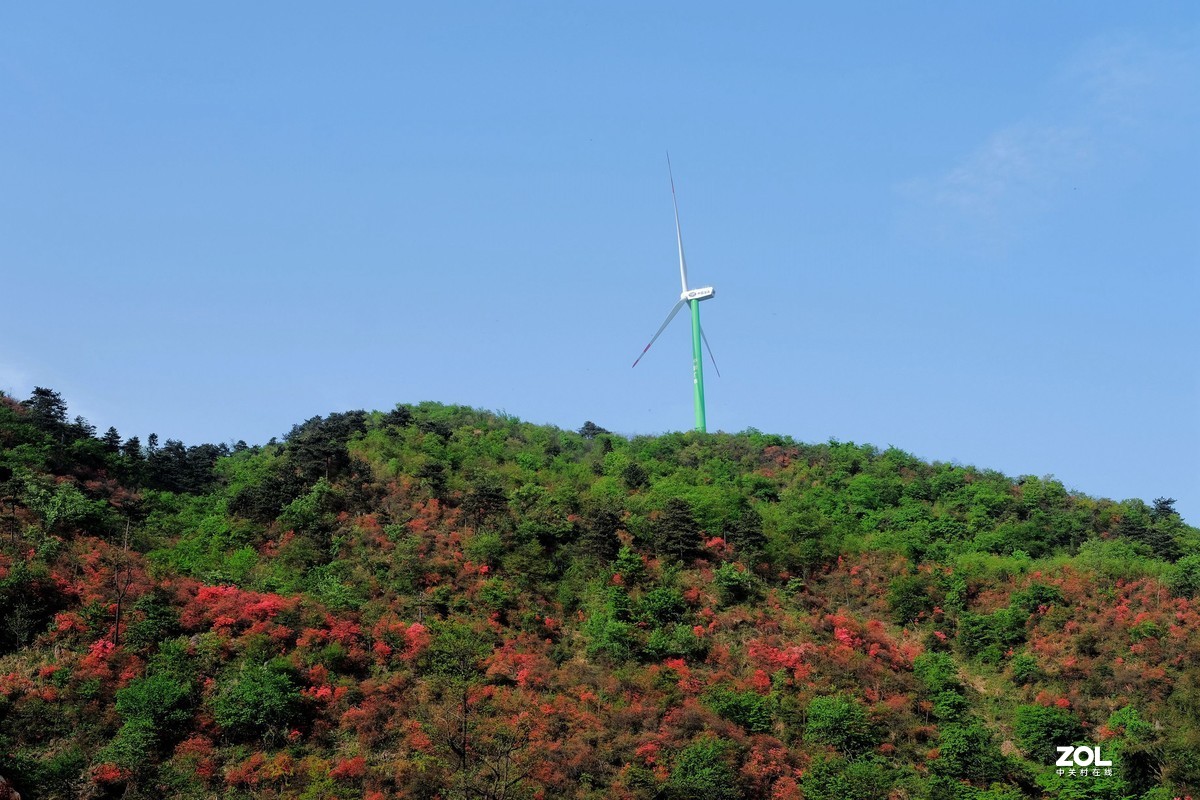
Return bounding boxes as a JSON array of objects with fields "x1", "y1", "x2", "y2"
[{"x1": 1, "y1": 388, "x2": 1198, "y2": 800}]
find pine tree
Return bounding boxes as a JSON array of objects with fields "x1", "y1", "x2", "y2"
[{"x1": 656, "y1": 498, "x2": 700, "y2": 562}]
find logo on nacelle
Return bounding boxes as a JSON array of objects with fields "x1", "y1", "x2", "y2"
[{"x1": 682, "y1": 286, "x2": 715, "y2": 301}]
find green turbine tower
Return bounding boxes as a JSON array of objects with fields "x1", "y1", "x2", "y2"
[{"x1": 632, "y1": 156, "x2": 720, "y2": 432}]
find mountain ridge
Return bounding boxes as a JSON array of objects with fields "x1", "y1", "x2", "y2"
[{"x1": 1, "y1": 388, "x2": 1197, "y2": 800}]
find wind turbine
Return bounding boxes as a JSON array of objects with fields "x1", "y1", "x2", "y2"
[{"x1": 632, "y1": 156, "x2": 720, "y2": 433}]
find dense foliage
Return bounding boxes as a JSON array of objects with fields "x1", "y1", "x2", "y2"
[{"x1": 1, "y1": 389, "x2": 1197, "y2": 799}]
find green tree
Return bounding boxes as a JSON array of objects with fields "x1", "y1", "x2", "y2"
[
  {"x1": 1010, "y1": 653, "x2": 1042, "y2": 686},
  {"x1": 21, "y1": 387, "x2": 67, "y2": 433},
  {"x1": 636, "y1": 586, "x2": 687, "y2": 625},
  {"x1": 888, "y1": 573, "x2": 935, "y2": 625},
  {"x1": 462, "y1": 473, "x2": 509, "y2": 529},
  {"x1": 703, "y1": 687, "x2": 773, "y2": 733},
  {"x1": 423, "y1": 620, "x2": 492, "y2": 681},
  {"x1": 802, "y1": 756, "x2": 895, "y2": 800},
  {"x1": 913, "y1": 652, "x2": 963, "y2": 695},
  {"x1": 578, "y1": 496, "x2": 622, "y2": 561},
  {"x1": 101, "y1": 426, "x2": 121, "y2": 452},
  {"x1": 722, "y1": 505, "x2": 766, "y2": 558},
  {"x1": 933, "y1": 722, "x2": 1007, "y2": 783},
  {"x1": 1169, "y1": 555, "x2": 1200, "y2": 598},
  {"x1": 1014, "y1": 704, "x2": 1084, "y2": 763},
  {"x1": 578, "y1": 420, "x2": 610, "y2": 439},
  {"x1": 116, "y1": 670, "x2": 193, "y2": 729},
  {"x1": 621, "y1": 461, "x2": 649, "y2": 490},
  {"x1": 805, "y1": 695, "x2": 877, "y2": 756},
  {"x1": 655, "y1": 497, "x2": 701, "y2": 562},
  {"x1": 121, "y1": 435, "x2": 143, "y2": 461},
  {"x1": 713, "y1": 561, "x2": 756, "y2": 605},
  {"x1": 212, "y1": 658, "x2": 304, "y2": 740},
  {"x1": 667, "y1": 737, "x2": 741, "y2": 800},
  {"x1": 1118, "y1": 500, "x2": 1181, "y2": 562},
  {"x1": 612, "y1": 545, "x2": 646, "y2": 584}
]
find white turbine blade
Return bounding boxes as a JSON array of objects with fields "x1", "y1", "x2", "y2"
[
  {"x1": 632, "y1": 300, "x2": 686, "y2": 368},
  {"x1": 667, "y1": 152, "x2": 689, "y2": 294},
  {"x1": 700, "y1": 321, "x2": 721, "y2": 378}
]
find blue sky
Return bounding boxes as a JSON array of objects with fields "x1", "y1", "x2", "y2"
[{"x1": 2, "y1": 4, "x2": 1197, "y2": 521}]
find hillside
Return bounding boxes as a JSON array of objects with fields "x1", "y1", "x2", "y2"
[{"x1": 1, "y1": 388, "x2": 1198, "y2": 800}]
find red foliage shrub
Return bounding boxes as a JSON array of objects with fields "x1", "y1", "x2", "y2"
[
  {"x1": 225, "y1": 753, "x2": 266, "y2": 787},
  {"x1": 91, "y1": 763, "x2": 130, "y2": 785},
  {"x1": 329, "y1": 755, "x2": 367, "y2": 781}
]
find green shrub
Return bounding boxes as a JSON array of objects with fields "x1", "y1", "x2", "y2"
[
  {"x1": 933, "y1": 722, "x2": 1007, "y2": 783},
  {"x1": 476, "y1": 577, "x2": 517, "y2": 612},
  {"x1": 212, "y1": 658, "x2": 304, "y2": 739},
  {"x1": 612, "y1": 546, "x2": 646, "y2": 583},
  {"x1": 667, "y1": 737, "x2": 740, "y2": 800},
  {"x1": 1106, "y1": 706, "x2": 1154, "y2": 743},
  {"x1": 713, "y1": 562, "x2": 756, "y2": 605},
  {"x1": 887, "y1": 573, "x2": 935, "y2": 625},
  {"x1": 931, "y1": 690, "x2": 970, "y2": 722},
  {"x1": 1014, "y1": 704, "x2": 1083, "y2": 762},
  {"x1": 703, "y1": 687, "x2": 773, "y2": 733},
  {"x1": 805, "y1": 695, "x2": 877, "y2": 756},
  {"x1": 96, "y1": 717, "x2": 158, "y2": 770},
  {"x1": 957, "y1": 608, "x2": 1026, "y2": 661},
  {"x1": 637, "y1": 586, "x2": 687, "y2": 624},
  {"x1": 422, "y1": 621, "x2": 492, "y2": 680},
  {"x1": 1129, "y1": 619, "x2": 1163, "y2": 641},
  {"x1": 802, "y1": 756, "x2": 895, "y2": 800},
  {"x1": 1168, "y1": 554, "x2": 1200, "y2": 598},
  {"x1": 583, "y1": 615, "x2": 634, "y2": 663},
  {"x1": 124, "y1": 590, "x2": 182, "y2": 650},
  {"x1": 464, "y1": 530, "x2": 505, "y2": 566},
  {"x1": 913, "y1": 652, "x2": 963, "y2": 695},
  {"x1": 1010, "y1": 653, "x2": 1041, "y2": 686},
  {"x1": 115, "y1": 671, "x2": 193, "y2": 728},
  {"x1": 1010, "y1": 582, "x2": 1063, "y2": 613},
  {"x1": 643, "y1": 625, "x2": 705, "y2": 662}
]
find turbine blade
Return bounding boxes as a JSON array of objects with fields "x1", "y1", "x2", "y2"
[
  {"x1": 700, "y1": 321, "x2": 721, "y2": 378},
  {"x1": 632, "y1": 300, "x2": 686, "y2": 368},
  {"x1": 667, "y1": 152, "x2": 689, "y2": 294}
]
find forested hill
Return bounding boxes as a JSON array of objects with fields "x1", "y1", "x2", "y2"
[{"x1": 2, "y1": 388, "x2": 1198, "y2": 800}]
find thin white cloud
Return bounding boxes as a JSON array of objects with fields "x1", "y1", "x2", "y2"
[
  {"x1": 927, "y1": 124, "x2": 1093, "y2": 222},
  {"x1": 1062, "y1": 33, "x2": 1200, "y2": 124},
  {"x1": 898, "y1": 30, "x2": 1198, "y2": 248}
]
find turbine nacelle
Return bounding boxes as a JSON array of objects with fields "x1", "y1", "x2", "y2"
[{"x1": 682, "y1": 286, "x2": 714, "y2": 302}]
